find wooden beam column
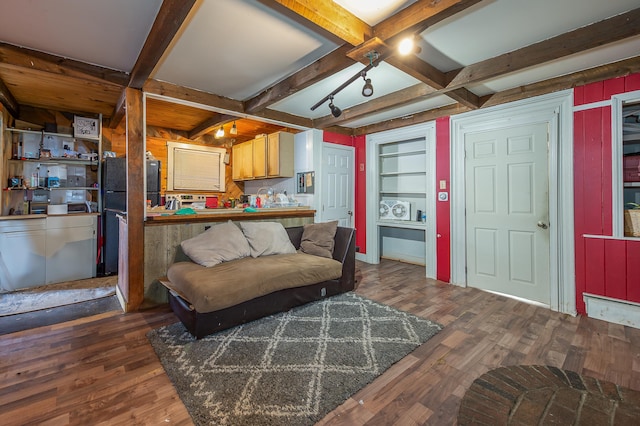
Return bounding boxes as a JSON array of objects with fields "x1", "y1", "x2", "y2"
[{"x1": 123, "y1": 87, "x2": 145, "y2": 311}]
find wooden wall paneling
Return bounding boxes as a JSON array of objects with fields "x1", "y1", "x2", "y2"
[
  {"x1": 436, "y1": 116, "x2": 451, "y2": 282},
  {"x1": 124, "y1": 88, "x2": 145, "y2": 311},
  {"x1": 625, "y1": 73, "x2": 640, "y2": 91},
  {"x1": 601, "y1": 105, "x2": 613, "y2": 235},
  {"x1": 603, "y1": 76, "x2": 626, "y2": 100},
  {"x1": 585, "y1": 237, "x2": 606, "y2": 296},
  {"x1": 604, "y1": 238, "x2": 627, "y2": 300},
  {"x1": 573, "y1": 110, "x2": 587, "y2": 313},
  {"x1": 583, "y1": 108, "x2": 607, "y2": 235},
  {"x1": 626, "y1": 240, "x2": 640, "y2": 303}
]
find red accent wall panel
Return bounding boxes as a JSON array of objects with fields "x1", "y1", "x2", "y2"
[
  {"x1": 585, "y1": 238, "x2": 606, "y2": 296},
  {"x1": 582, "y1": 108, "x2": 608, "y2": 235},
  {"x1": 604, "y1": 239, "x2": 627, "y2": 300},
  {"x1": 625, "y1": 73, "x2": 640, "y2": 92},
  {"x1": 626, "y1": 240, "x2": 640, "y2": 303},
  {"x1": 603, "y1": 77, "x2": 626, "y2": 100},
  {"x1": 353, "y1": 135, "x2": 367, "y2": 254},
  {"x1": 435, "y1": 117, "x2": 451, "y2": 282},
  {"x1": 601, "y1": 106, "x2": 613, "y2": 235},
  {"x1": 322, "y1": 131, "x2": 366, "y2": 254},
  {"x1": 583, "y1": 81, "x2": 605, "y2": 104},
  {"x1": 573, "y1": 110, "x2": 587, "y2": 313}
]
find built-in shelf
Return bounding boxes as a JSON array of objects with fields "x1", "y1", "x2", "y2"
[
  {"x1": 624, "y1": 181, "x2": 640, "y2": 187},
  {"x1": 8, "y1": 158, "x2": 98, "y2": 166},
  {"x1": 380, "y1": 191, "x2": 427, "y2": 196},
  {"x1": 379, "y1": 149, "x2": 426, "y2": 158},
  {"x1": 379, "y1": 171, "x2": 426, "y2": 177},
  {"x1": 377, "y1": 220, "x2": 426, "y2": 230}
]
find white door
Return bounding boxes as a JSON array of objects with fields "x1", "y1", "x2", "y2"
[
  {"x1": 465, "y1": 122, "x2": 550, "y2": 304},
  {"x1": 322, "y1": 145, "x2": 354, "y2": 227}
]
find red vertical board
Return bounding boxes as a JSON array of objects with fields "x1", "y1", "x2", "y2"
[
  {"x1": 585, "y1": 238, "x2": 606, "y2": 296},
  {"x1": 574, "y1": 85, "x2": 585, "y2": 106},
  {"x1": 583, "y1": 81, "x2": 605, "y2": 104},
  {"x1": 353, "y1": 135, "x2": 367, "y2": 254},
  {"x1": 626, "y1": 240, "x2": 640, "y2": 303},
  {"x1": 625, "y1": 73, "x2": 640, "y2": 92},
  {"x1": 582, "y1": 108, "x2": 606, "y2": 235},
  {"x1": 601, "y1": 106, "x2": 613, "y2": 235},
  {"x1": 603, "y1": 77, "x2": 626, "y2": 100},
  {"x1": 604, "y1": 239, "x2": 627, "y2": 300},
  {"x1": 436, "y1": 116, "x2": 451, "y2": 282},
  {"x1": 573, "y1": 111, "x2": 587, "y2": 313}
]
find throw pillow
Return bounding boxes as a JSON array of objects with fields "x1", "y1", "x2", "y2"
[
  {"x1": 180, "y1": 220, "x2": 251, "y2": 267},
  {"x1": 299, "y1": 220, "x2": 338, "y2": 258},
  {"x1": 238, "y1": 221, "x2": 297, "y2": 257}
]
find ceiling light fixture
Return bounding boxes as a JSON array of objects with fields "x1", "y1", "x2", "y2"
[
  {"x1": 230, "y1": 121, "x2": 238, "y2": 135},
  {"x1": 215, "y1": 125, "x2": 224, "y2": 138},
  {"x1": 398, "y1": 37, "x2": 415, "y2": 55},
  {"x1": 328, "y1": 95, "x2": 342, "y2": 118},
  {"x1": 361, "y1": 72, "x2": 373, "y2": 97},
  {"x1": 310, "y1": 50, "x2": 383, "y2": 115}
]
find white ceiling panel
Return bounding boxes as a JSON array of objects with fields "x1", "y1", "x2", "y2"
[
  {"x1": 153, "y1": 0, "x2": 339, "y2": 100},
  {"x1": 333, "y1": 0, "x2": 416, "y2": 25},
  {"x1": 468, "y1": 35, "x2": 640, "y2": 97},
  {"x1": 418, "y1": 0, "x2": 640, "y2": 72},
  {"x1": 0, "y1": 0, "x2": 162, "y2": 72}
]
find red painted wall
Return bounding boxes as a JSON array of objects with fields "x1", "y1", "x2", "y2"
[
  {"x1": 435, "y1": 117, "x2": 451, "y2": 282},
  {"x1": 322, "y1": 131, "x2": 367, "y2": 254},
  {"x1": 573, "y1": 73, "x2": 640, "y2": 314}
]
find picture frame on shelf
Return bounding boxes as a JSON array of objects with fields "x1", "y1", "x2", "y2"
[{"x1": 73, "y1": 116, "x2": 99, "y2": 139}]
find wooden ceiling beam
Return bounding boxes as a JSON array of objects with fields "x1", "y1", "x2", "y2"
[
  {"x1": 271, "y1": 0, "x2": 372, "y2": 46},
  {"x1": 0, "y1": 76, "x2": 19, "y2": 118},
  {"x1": 447, "y1": 7, "x2": 640, "y2": 89},
  {"x1": 109, "y1": 89, "x2": 127, "y2": 129},
  {"x1": 128, "y1": 0, "x2": 197, "y2": 89},
  {"x1": 143, "y1": 80, "x2": 244, "y2": 113},
  {"x1": 0, "y1": 42, "x2": 129, "y2": 86},
  {"x1": 354, "y1": 103, "x2": 471, "y2": 135},
  {"x1": 314, "y1": 83, "x2": 438, "y2": 127},
  {"x1": 189, "y1": 113, "x2": 236, "y2": 139},
  {"x1": 373, "y1": 0, "x2": 482, "y2": 41},
  {"x1": 244, "y1": 45, "x2": 356, "y2": 114}
]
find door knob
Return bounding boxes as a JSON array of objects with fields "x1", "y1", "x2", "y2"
[
  {"x1": 537, "y1": 221, "x2": 548, "y2": 229},
  {"x1": 348, "y1": 211, "x2": 353, "y2": 216}
]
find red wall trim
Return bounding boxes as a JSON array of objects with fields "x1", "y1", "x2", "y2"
[{"x1": 435, "y1": 117, "x2": 451, "y2": 282}]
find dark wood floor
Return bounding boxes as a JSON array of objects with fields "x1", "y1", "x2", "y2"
[{"x1": 1, "y1": 259, "x2": 639, "y2": 425}]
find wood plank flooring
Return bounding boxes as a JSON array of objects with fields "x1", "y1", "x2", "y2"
[{"x1": 1, "y1": 259, "x2": 640, "y2": 425}]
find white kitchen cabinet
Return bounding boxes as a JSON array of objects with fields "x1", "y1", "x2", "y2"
[
  {"x1": 0, "y1": 219, "x2": 46, "y2": 291},
  {"x1": 45, "y1": 215, "x2": 97, "y2": 284}
]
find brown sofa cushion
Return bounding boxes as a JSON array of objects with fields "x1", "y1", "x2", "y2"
[
  {"x1": 166, "y1": 252, "x2": 343, "y2": 313},
  {"x1": 299, "y1": 220, "x2": 338, "y2": 258},
  {"x1": 180, "y1": 221, "x2": 250, "y2": 267}
]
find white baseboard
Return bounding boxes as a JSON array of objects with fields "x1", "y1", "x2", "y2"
[{"x1": 583, "y1": 293, "x2": 640, "y2": 329}]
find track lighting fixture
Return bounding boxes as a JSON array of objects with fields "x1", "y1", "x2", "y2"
[
  {"x1": 230, "y1": 121, "x2": 238, "y2": 135},
  {"x1": 398, "y1": 36, "x2": 415, "y2": 55},
  {"x1": 361, "y1": 72, "x2": 373, "y2": 97},
  {"x1": 215, "y1": 125, "x2": 224, "y2": 138},
  {"x1": 328, "y1": 96, "x2": 342, "y2": 118},
  {"x1": 310, "y1": 50, "x2": 384, "y2": 116}
]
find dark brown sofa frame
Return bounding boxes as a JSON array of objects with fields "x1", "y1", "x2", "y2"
[{"x1": 166, "y1": 226, "x2": 356, "y2": 339}]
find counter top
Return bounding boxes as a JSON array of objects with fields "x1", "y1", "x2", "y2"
[
  {"x1": 0, "y1": 212, "x2": 100, "y2": 221},
  {"x1": 142, "y1": 207, "x2": 315, "y2": 224}
]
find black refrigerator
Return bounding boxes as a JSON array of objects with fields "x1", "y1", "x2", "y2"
[{"x1": 102, "y1": 157, "x2": 161, "y2": 275}]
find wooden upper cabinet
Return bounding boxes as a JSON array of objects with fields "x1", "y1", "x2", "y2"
[
  {"x1": 252, "y1": 135, "x2": 267, "y2": 178},
  {"x1": 267, "y1": 132, "x2": 294, "y2": 178},
  {"x1": 232, "y1": 132, "x2": 294, "y2": 181}
]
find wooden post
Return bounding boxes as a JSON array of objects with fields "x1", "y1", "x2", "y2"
[{"x1": 122, "y1": 87, "x2": 145, "y2": 311}]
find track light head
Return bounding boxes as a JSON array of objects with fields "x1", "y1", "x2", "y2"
[
  {"x1": 230, "y1": 121, "x2": 238, "y2": 135},
  {"x1": 215, "y1": 125, "x2": 224, "y2": 138},
  {"x1": 362, "y1": 77, "x2": 373, "y2": 97},
  {"x1": 328, "y1": 96, "x2": 342, "y2": 118}
]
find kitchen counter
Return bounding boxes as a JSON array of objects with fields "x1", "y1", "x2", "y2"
[
  {"x1": 143, "y1": 207, "x2": 315, "y2": 225},
  {"x1": 0, "y1": 212, "x2": 100, "y2": 220}
]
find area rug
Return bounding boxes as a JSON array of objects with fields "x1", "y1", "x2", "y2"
[
  {"x1": 458, "y1": 365, "x2": 640, "y2": 425},
  {"x1": 147, "y1": 292, "x2": 443, "y2": 426},
  {"x1": 0, "y1": 276, "x2": 117, "y2": 316}
]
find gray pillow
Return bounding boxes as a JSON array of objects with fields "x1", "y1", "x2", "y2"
[
  {"x1": 299, "y1": 220, "x2": 338, "y2": 258},
  {"x1": 238, "y1": 221, "x2": 296, "y2": 257},
  {"x1": 180, "y1": 221, "x2": 251, "y2": 267}
]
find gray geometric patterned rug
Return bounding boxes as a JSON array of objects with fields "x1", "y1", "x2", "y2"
[{"x1": 147, "y1": 292, "x2": 442, "y2": 426}]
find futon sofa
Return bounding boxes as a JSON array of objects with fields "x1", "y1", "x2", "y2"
[{"x1": 160, "y1": 220, "x2": 356, "y2": 339}]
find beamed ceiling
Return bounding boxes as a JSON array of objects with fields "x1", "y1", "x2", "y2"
[{"x1": 0, "y1": 0, "x2": 639, "y2": 144}]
